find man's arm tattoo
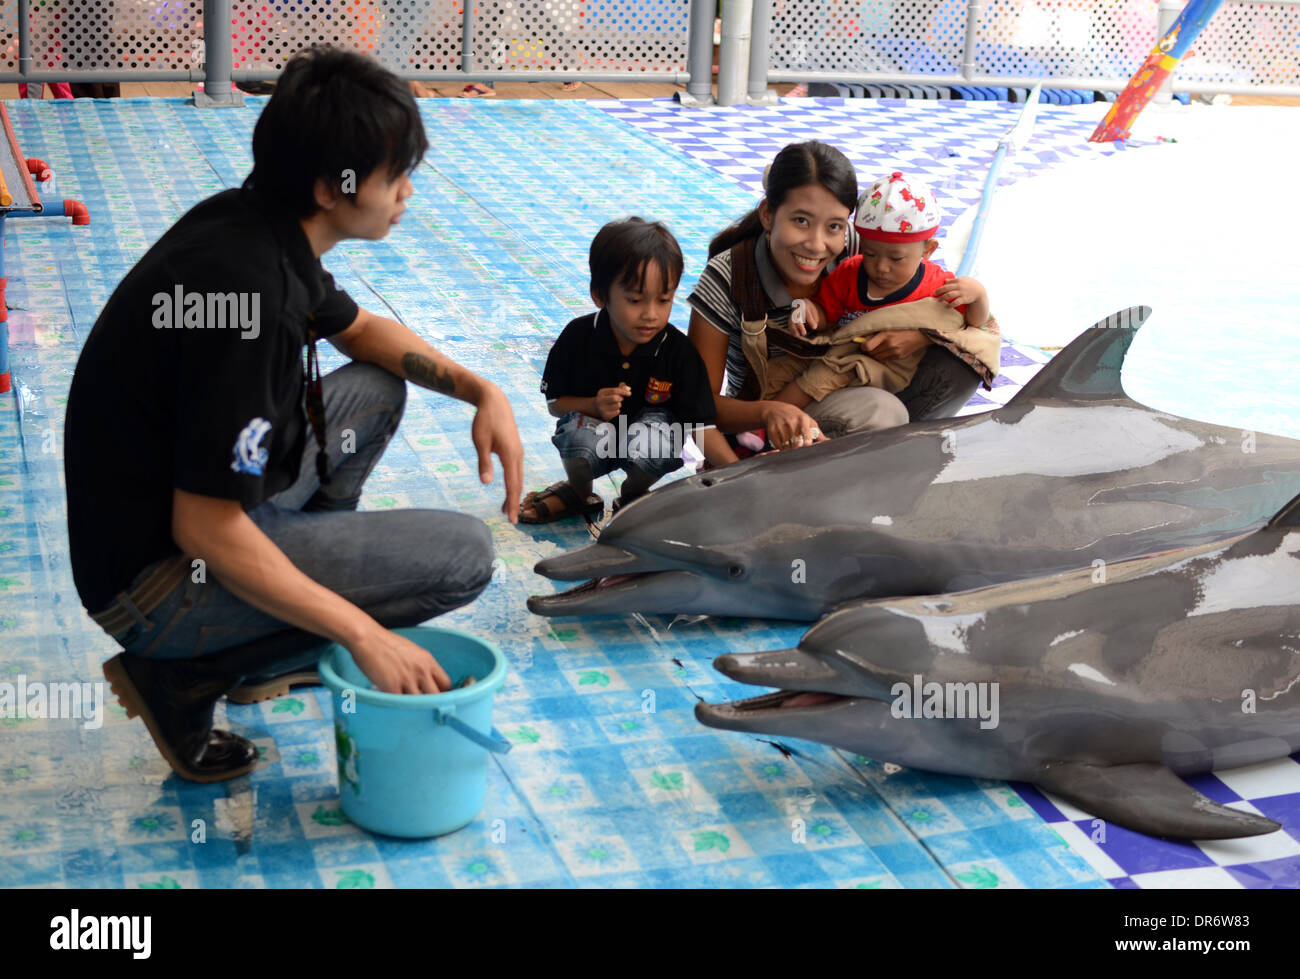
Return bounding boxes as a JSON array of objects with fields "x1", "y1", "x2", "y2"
[{"x1": 402, "y1": 352, "x2": 456, "y2": 396}]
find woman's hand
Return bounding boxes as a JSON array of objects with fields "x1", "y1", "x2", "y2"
[
  {"x1": 762, "y1": 401, "x2": 825, "y2": 452},
  {"x1": 862, "y1": 329, "x2": 929, "y2": 361}
]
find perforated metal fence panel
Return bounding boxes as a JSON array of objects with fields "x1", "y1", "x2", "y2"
[
  {"x1": 3, "y1": 1, "x2": 1297, "y2": 90},
  {"x1": 2, "y1": 4, "x2": 16, "y2": 72},
  {"x1": 1180, "y1": 1, "x2": 1300, "y2": 86},
  {"x1": 472, "y1": 0, "x2": 689, "y2": 73},
  {"x1": 770, "y1": 0, "x2": 968, "y2": 75},
  {"x1": 230, "y1": 0, "x2": 690, "y2": 73},
  {"x1": 768, "y1": 0, "x2": 1300, "y2": 91},
  {"x1": 974, "y1": 0, "x2": 1158, "y2": 79},
  {"x1": 7, "y1": 0, "x2": 204, "y2": 72}
]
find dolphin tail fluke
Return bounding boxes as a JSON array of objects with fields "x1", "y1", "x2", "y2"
[
  {"x1": 1002, "y1": 306, "x2": 1150, "y2": 406},
  {"x1": 1036, "y1": 761, "x2": 1281, "y2": 840}
]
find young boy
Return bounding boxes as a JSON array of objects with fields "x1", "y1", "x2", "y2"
[
  {"x1": 768, "y1": 171, "x2": 993, "y2": 407},
  {"x1": 520, "y1": 218, "x2": 738, "y2": 522}
]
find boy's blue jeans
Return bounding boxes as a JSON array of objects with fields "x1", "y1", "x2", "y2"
[
  {"x1": 103, "y1": 362, "x2": 494, "y2": 665},
  {"x1": 552, "y1": 408, "x2": 686, "y2": 480}
]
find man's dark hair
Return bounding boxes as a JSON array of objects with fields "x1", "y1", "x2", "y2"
[
  {"x1": 243, "y1": 46, "x2": 428, "y2": 218},
  {"x1": 589, "y1": 218, "x2": 684, "y2": 303}
]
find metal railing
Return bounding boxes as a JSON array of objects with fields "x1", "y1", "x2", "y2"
[
  {"x1": 3, "y1": 1, "x2": 1298, "y2": 107},
  {"x1": 749, "y1": 0, "x2": 1300, "y2": 103},
  {"x1": 1, "y1": 0, "x2": 703, "y2": 105}
]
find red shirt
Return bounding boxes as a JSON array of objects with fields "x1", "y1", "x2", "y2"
[{"x1": 815, "y1": 257, "x2": 961, "y2": 326}]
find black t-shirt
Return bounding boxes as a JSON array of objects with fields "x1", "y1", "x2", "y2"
[
  {"x1": 539, "y1": 311, "x2": 716, "y2": 426},
  {"x1": 64, "y1": 187, "x2": 359, "y2": 612}
]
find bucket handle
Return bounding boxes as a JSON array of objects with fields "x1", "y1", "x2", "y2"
[{"x1": 433, "y1": 708, "x2": 514, "y2": 754}]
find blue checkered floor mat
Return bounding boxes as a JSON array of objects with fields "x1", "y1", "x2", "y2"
[
  {"x1": 1, "y1": 96, "x2": 1295, "y2": 888},
  {"x1": 594, "y1": 96, "x2": 1138, "y2": 224}
]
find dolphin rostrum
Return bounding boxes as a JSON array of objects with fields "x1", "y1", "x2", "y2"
[
  {"x1": 696, "y1": 491, "x2": 1300, "y2": 840},
  {"x1": 529, "y1": 307, "x2": 1300, "y2": 621}
]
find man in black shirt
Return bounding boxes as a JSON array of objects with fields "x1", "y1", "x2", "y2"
[{"x1": 64, "y1": 47, "x2": 523, "y2": 782}]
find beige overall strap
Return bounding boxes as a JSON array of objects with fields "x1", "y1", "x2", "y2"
[{"x1": 739, "y1": 316, "x2": 775, "y2": 403}]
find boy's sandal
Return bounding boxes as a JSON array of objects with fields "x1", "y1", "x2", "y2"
[
  {"x1": 460, "y1": 82, "x2": 496, "y2": 97},
  {"x1": 519, "y1": 482, "x2": 604, "y2": 524}
]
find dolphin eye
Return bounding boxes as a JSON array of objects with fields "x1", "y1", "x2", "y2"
[
  {"x1": 700, "y1": 477, "x2": 716, "y2": 487},
  {"x1": 728, "y1": 564, "x2": 746, "y2": 579}
]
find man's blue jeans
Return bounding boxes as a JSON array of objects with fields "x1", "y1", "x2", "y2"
[{"x1": 108, "y1": 362, "x2": 494, "y2": 667}]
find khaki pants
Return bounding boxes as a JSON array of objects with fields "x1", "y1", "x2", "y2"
[{"x1": 762, "y1": 353, "x2": 857, "y2": 402}]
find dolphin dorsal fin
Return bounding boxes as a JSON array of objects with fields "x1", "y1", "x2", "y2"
[
  {"x1": 1001, "y1": 306, "x2": 1150, "y2": 407},
  {"x1": 1036, "y1": 761, "x2": 1280, "y2": 840},
  {"x1": 1268, "y1": 490, "x2": 1300, "y2": 528}
]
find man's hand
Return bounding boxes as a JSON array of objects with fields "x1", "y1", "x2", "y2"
[
  {"x1": 862, "y1": 329, "x2": 929, "y2": 361},
  {"x1": 933, "y1": 277, "x2": 986, "y2": 310},
  {"x1": 595, "y1": 384, "x2": 631, "y2": 420},
  {"x1": 172, "y1": 490, "x2": 456, "y2": 688},
  {"x1": 762, "y1": 401, "x2": 825, "y2": 452},
  {"x1": 331, "y1": 309, "x2": 527, "y2": 524},
  {"x1": 470, "y1": 383, "x2": 525, "y2": 524},
  {"x1": 349, "y1": 623, "x2": 452, "y2": 693}
]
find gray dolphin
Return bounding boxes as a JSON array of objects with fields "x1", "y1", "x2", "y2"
[
  {"x1": 696, "y1": 492, "x2": 1300, "y2": 840},
  {"x1": 530, "y1": 307, "x2": 1300, "y2": 620}
]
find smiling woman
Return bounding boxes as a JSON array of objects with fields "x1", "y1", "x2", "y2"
[{"x1": 687, "y1": 141, "x2": 983, "y2": 453}]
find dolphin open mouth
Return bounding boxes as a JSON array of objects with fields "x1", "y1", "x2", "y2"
[
  {"x1": 695, "y1": 690, "x2": 857, "y2": 732},
  {"x1": 695, "y1": 648, "x2": 878, "y2": 731},
  {"x1": 527, "y1": 569, "x2": 705, "y2": 616},
  {"x1": 720, "y1": 690, "x2": 851, "y2": 713},
  {"x1": 530, "y1": 543, "x2": 706, "y2": 616},
  {"x1": 534, "y1": 543, "x2": 654, "y2": 581}
]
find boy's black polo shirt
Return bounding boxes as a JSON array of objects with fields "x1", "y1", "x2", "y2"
[
  {"x1": 540, "y1": 311, "x2": 716, "y2": 426},
  {"x1": 64, "y1": 187, "x2": 359, "y2": 613}
]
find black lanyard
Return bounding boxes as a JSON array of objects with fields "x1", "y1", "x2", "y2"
[{"x1": 303, "y1": 323, "x2": 330, "y2": 486}]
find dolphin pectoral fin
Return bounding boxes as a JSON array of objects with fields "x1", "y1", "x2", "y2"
[
  {"x1": 1002, "y1": 306, "x2": 1150, "y2": 406},
  {"x1": 1035, "y1": 761, "x2": 1281, "y2": 840},
  {"x1": 534, "y1": 543, "x2": 646, "y2": 581}
]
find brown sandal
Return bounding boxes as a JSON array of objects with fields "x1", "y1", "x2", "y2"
[{"x1": 519, "y1": 481, "x2": 603, "y2": 524}]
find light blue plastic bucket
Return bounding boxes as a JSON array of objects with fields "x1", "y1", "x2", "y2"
[{"x1": 319, "y1": 626, "x2": 511, "y2": 838}]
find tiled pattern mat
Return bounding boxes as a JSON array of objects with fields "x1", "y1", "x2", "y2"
[
  {"x1": 0, "y1": 96, "x2": 1291, "y2": 888},
  {"x1": 593, "y1": 96, "x2": 1140, "y2": 228}
]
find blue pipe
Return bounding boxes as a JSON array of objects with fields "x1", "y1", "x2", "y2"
[
  {"x1": 956, "y1": 144, "x2": 1006, "y2": 278},
  {"x1": 956, "y1": 81, "x2": 1043, "y2": 278}
]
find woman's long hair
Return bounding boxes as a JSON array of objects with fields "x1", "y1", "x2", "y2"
[{"x1": 708, "y1": 141, "x2": 858, "y2": 258}]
